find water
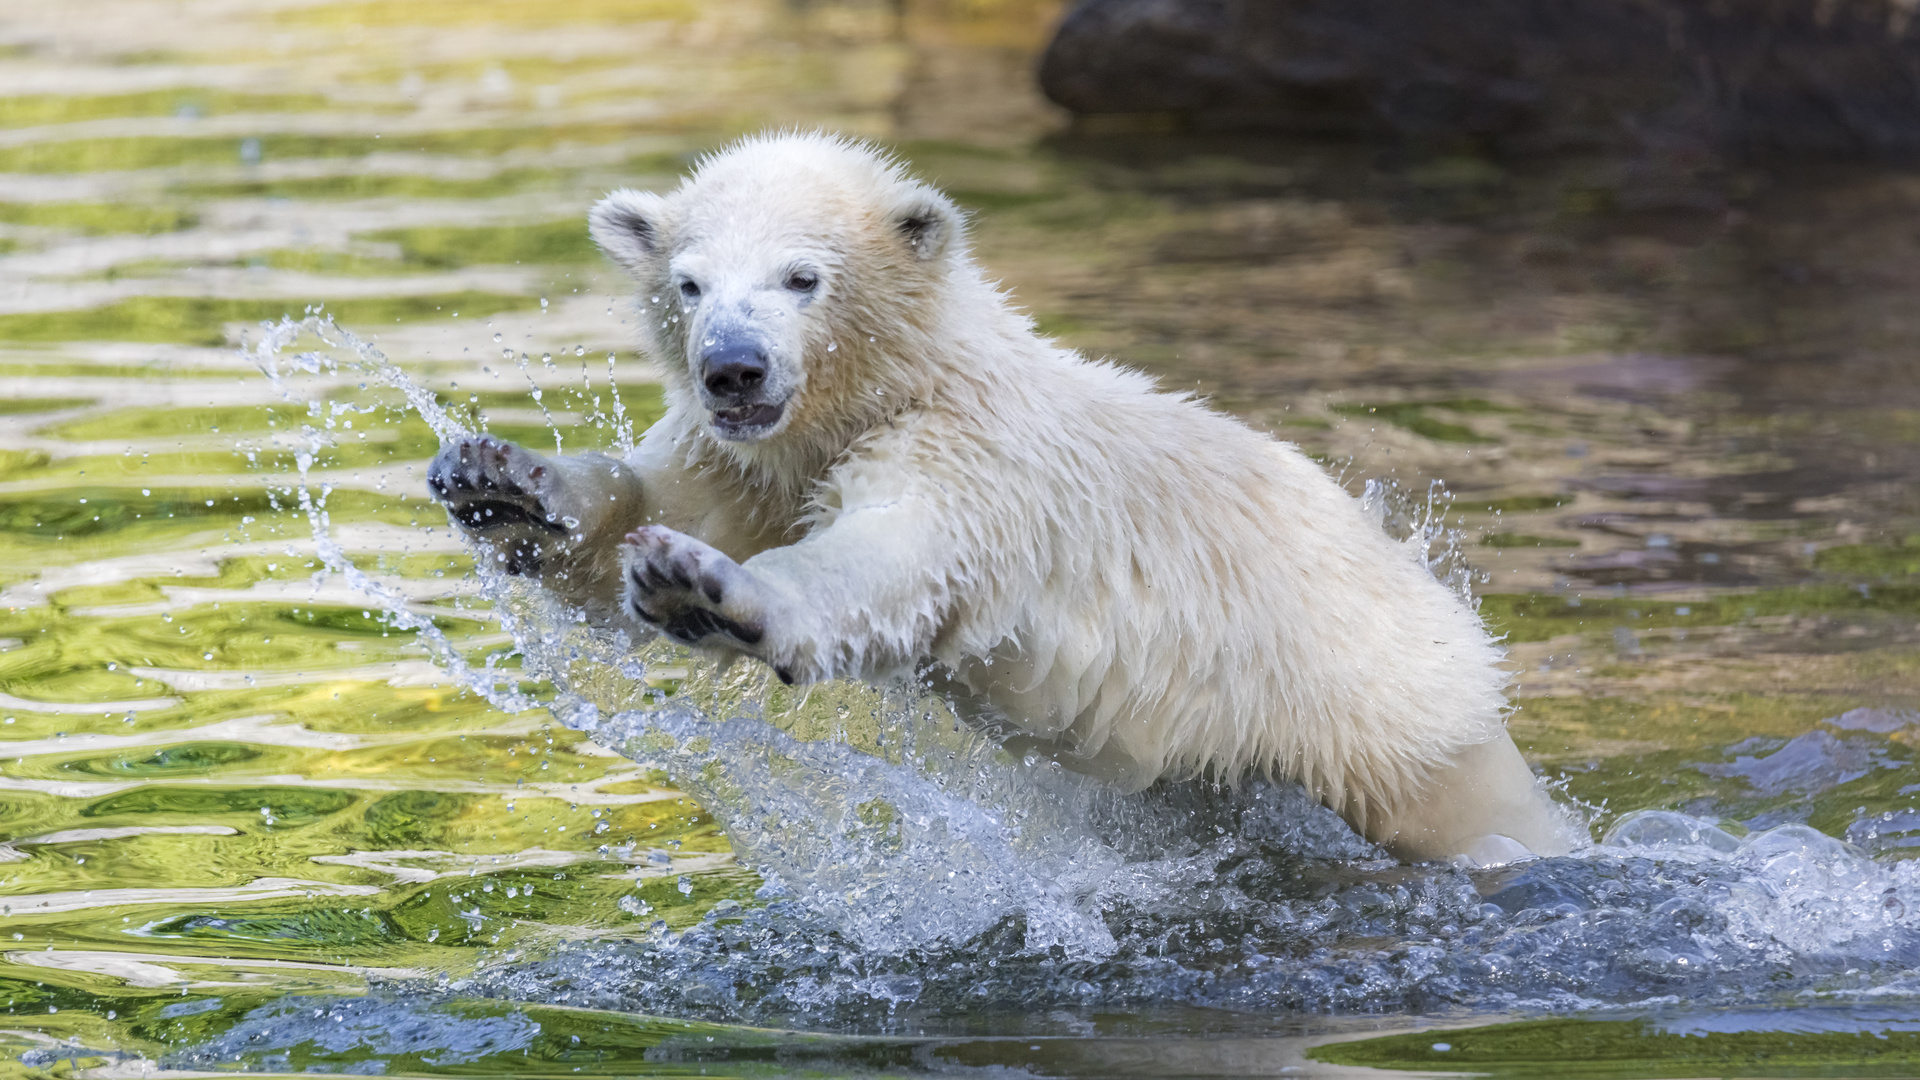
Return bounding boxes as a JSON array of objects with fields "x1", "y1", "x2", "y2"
[{"x1": 6, "y1": 0, "x2": 1920, "y2": 1075}]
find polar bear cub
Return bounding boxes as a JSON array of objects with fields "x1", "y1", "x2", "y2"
[{"x1": 427, "y1": 131, "x2": 1577, "y2": 863}]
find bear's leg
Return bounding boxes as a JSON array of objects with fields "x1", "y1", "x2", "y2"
[
  {"x1": 622, "y1": 500, "x2": 962, "y2": 688},
  {"x1": 429, "y1": 436, "x2": 564, "y2": 569},
  {"x1": 1370, "y1": 733, "x2": 1583, "y2": 864},
  {"x1": 622, "y1": 525, "x2": 798, "y2": 683},
  {"x1": 428, "y1": 435, "x2": 645, "y2": 616}
]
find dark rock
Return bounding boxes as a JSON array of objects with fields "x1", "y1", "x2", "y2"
[{"x1": 1038, "y1": 0, "x2": 1920, "y2": 156}]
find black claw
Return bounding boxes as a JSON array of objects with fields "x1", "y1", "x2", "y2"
[
  {"x1": 501, "y1": 541, "x2": 541, "y2": 576},
  {"x1": 661, "y1": 608, "x2": 762, "y2": 647},
  {"x1": 701, "y1": 579, "x2": 724, "y2": 605},
  {"x1": 450, "y1": 501, "x2": 565, "y2": 534},
  {"x1": 774, "y1": 667, "x2": 795, "y2": 686},
  {"x1": 661, "y1": 609, "x2": 712, "y2": 643}
]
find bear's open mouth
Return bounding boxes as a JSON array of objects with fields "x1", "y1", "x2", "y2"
[{"x1": 708, "y1": 402, "x2": 785, "y2": 439}]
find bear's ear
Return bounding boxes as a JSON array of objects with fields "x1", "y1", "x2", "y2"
[
  {"x1": 589, "y1": 189, "x2": 669, "y2": 273},
  {"x1": 888, "y1": 187, "x2": 960, "y2": 262}
]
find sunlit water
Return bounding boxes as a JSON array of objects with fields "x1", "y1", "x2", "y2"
[{"x1": 6, "y1": 0, "x2": 1920, "y2": 1076}]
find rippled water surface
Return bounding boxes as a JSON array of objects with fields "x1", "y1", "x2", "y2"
[{"x1": 7, "y1": 1, "x2": 1920, "y2": 1076}]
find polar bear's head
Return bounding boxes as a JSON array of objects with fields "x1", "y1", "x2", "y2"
[{"x1": 589, "y1": 132, "x2": 964, "y2": 452}]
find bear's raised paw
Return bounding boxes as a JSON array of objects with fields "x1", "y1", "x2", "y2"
[
  {"x1": 428, "y1": 436, "x2": 569, "y2": 574},
  {"x1": 623, "y1": 525, "x2": 790, "y2": 679}
]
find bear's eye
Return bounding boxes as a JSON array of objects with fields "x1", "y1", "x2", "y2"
[
  {"x1": 678, "y1": 280, "x2": 701, "y2": 301},
  {"x1": 785, "y1": 271, "x2": 819, "y2": 294}
]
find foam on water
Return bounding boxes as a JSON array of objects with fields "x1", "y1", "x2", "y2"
[
  {"x1": 251, "y1": 316, "x2": 1920, "y2": 1030},
  {"x1": 443, "y1": 805, "x2": 1920, "y2": 1028}
]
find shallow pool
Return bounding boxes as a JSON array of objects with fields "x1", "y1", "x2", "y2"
[{"x1": 4, "y1": 1, "x2": 1920, "y2": 1076}]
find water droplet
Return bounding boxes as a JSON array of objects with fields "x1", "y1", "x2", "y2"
[{"x1": 827, "y1": 341, "x2": 838, "y2": 352}]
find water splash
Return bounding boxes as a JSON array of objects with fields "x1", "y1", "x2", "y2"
[
  {"x1": 248, "y1": 315, "x2": 1920, "y2": 1032},
  {"x1": 175, "y1": 996, "x2": 539, "y2": 1070},
  {"x1": 248, "y1": 315, "x2": 1154, "y2": 959},
  {"x1": 1361, "y1": 476, "x2": 1480, "y2": 607},
  {"x1": 436, "y1": 805, "x2": 1920, "y2": 1032}
]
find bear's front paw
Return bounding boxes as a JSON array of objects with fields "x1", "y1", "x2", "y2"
[
  {"x1": 427, "y1": 435, "x2": 568, "y2": 574},
  {"x1": 623, "y1": 526, "x2": 791, "y2": 679}
]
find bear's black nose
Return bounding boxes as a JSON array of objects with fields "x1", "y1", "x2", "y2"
[{"x1": 700, "y1": 344, "x2": 768, "y2": 400}]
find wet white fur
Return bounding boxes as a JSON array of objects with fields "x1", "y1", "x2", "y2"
[{"x1": 450, "y1": 132, "x2": 1577, "y2": 861}]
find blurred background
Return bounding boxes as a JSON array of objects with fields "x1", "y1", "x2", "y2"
[{"x1": 5, "y1": 0, "x2": 1920, "y2": 1074}]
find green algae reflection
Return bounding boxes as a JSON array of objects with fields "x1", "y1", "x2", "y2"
[
  {"x1": 363, "y1": 219, "x2": 599, "y2": 268},
  {"x1": 0, "y1": 202, "x2": 197, "y2": 235},
  {"x1": 1332, "y1": 400, "x2": 1517, "y2": 444},
  {"x1": 180, "y1": 168, "x2": 566, "y2": 202},
  {"x1": 0, "y1": 123, "x2": 661, "y2": 174},
  {"x1": 0, "y1": 89, "x2": 332, "y2": 129},
  {"x1": 1311, "y1": 1016, "x2": 1920, "y2": 1077},
  {"x1": 1481, "y1": 586, "x2": 1920, "y2": 644},
  {"x1": 0, "y1": 292, "x2": 532, "y2": 346}
]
